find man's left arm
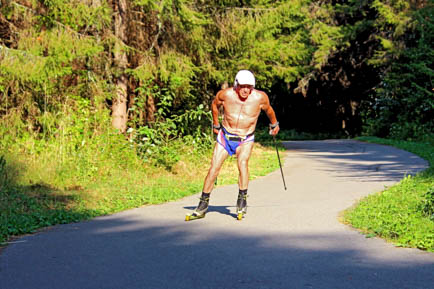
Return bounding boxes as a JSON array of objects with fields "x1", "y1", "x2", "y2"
[{"x1": 261, "y1": 93, "x2": 280, "y2": 136}]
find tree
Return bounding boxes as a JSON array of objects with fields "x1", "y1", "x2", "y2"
[
  {"x1": 363, "y1": 2, "x2": 433, "y2": 139},
  {"x1": 111, "y1": 0, "x2": 129, "y2": 132}
]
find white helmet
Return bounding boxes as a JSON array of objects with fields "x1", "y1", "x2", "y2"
[{"x1": 234, "y1": 70, "x2": 255, "y2": 88}]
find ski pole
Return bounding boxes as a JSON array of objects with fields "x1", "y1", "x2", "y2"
[{"x1": 273, "y1": 135, "x2": 287, "y2": 190}]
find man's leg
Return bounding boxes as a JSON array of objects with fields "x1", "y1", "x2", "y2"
[
  {"x1": 202, "y1": 142, "x2": 229, "y2": 193},
  {"x1": 236, "y1": 141, "x2": 254, "y2": 190},
  {"x1": 235, "y1": 141, "x2": 254, "y2": 218},
  {"x1": 186, "y1": 142, "x2": 229, "y2": 220}
]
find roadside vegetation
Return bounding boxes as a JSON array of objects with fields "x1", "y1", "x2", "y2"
[
  {"x1": 0, "y1": 128, "x2": 282, "y2": 244},
  {"x1": 343, "y1": 137, "x2": 434, "y2": 252}
]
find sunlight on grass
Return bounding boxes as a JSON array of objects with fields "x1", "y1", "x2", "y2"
[{"x1": 343, "y1": 137, "x2": 434, "y2": 252}]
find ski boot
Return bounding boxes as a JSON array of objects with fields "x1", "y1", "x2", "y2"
[
  {"x1": 185, "y1": 195, "x2": 210, "y2": 221},
  {"x1": 236, "y1": 191, "x2": 248, "y2": 221}
]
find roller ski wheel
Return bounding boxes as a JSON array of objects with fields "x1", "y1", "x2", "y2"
[
  {"x1": 237, "y1": 211, "x2": 245, "y2": 221},
  {"x1": 185, "y1": 195, "x2": 209, "y2": 222},
  {"x1": 236, "y1": 193, "x2": 247, "y2": 221},
  {"x1": 185, "y1": 212, "x2": 205, "y2": 221}
]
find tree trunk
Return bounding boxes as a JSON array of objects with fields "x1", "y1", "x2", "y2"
[
  {"x1": 146, "y1": 93, "x2": 156, "y2": 124},
  {"x1": 111, "y1": 0, "x2": 128, "y2": 132},
  {"x1": 112, "y1": 75, "x2": 128, "y2": 132}
]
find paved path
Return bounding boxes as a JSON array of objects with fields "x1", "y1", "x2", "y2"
[{"x1": 1, "y1": 140, "x2": 433, "y2": 289}]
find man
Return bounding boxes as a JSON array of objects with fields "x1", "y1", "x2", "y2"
[{"x1": 185, "y1": 70, "x2": 280, "y2": 221}]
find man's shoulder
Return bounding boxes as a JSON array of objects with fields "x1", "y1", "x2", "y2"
[
  {"x1": 252, "y1": 89, "x2": 268, "y2": 99},
  {"x1": 222, "y1": 87, "x2": 236, "y2": 94},
  {"x1": 218, "y1": 87, "x2": 237, "y2": 98}
]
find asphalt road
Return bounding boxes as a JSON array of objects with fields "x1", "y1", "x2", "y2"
[{"x1": 1, "y1": 140, "x2": 433, "y2": 289}]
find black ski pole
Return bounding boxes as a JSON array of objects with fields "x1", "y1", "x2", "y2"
[{"x1": 273, "y1": 135, "x2": 287, "y2": 190}]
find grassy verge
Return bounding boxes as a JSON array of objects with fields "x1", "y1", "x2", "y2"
[
  {"x1": 343, "y1": 137, "x2": 434, "y2": 252},
  {"x1": 0, "y1": 137, "x2": 282, "y2": 245}
]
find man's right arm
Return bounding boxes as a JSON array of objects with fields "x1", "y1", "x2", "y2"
[{"x1": 211, "y1": 90, "x2": 225, "y2": 134}]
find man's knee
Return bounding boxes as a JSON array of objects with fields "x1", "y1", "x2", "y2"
[
  {"x1": 238, "y1": 158, "x2": 249, "y2": 169},
  {"x1": 208, "y1": 166, "x2": 221, "y2": 177}
]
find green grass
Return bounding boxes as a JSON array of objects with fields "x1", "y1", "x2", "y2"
[
  {"x1": 343, "y1": 137, "x2": 434, "y2": 251},
  {"x1": 0, "y1": 137, "x2": 282, "y2": 245}
]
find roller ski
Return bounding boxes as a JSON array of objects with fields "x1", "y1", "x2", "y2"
[
  {"x1": 236, "y1": 191, "x2": 248, "y2": 221},
  {"x1": 185, "y1": 194, "x2": 209, "y2": 221}
]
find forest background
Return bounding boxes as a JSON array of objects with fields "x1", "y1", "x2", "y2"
[{"x1": 0, "y1": 0, "x2": 433, "y2": 247}]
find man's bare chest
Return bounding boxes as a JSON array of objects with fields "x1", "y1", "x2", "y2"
[{"x1": 223, "y1": 93, "x2": 262, "y2": 117}]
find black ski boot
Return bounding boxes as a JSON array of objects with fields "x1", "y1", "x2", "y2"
[
  {"x1": 236, "y1": 190, "x2": 248, "y2": 220},
  {"x1": 185, "y1": 194, "x2": 210, "y2": 221}
]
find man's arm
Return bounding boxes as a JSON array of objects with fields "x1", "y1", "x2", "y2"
[
  {"x1": 211, "y1": 90, "x2": 225, "y2": 134},
  {"x1": 261, "y1": 92, "x2": 280, "y2": 136}
]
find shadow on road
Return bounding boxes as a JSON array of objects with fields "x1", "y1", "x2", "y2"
[
  {"x1": 1, "y1": 215, "x2": 433, "y2": 289},
  {"x1": 283, "y1": 140, "x2": 428, "y2": 183},
  {"x1": 184, "y1": 205, "x2": 237, "y2": 219}
]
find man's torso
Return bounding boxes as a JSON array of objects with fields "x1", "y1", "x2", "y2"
[{"x1": 221, "y1": 88, "x2": 264, "y2": 136}]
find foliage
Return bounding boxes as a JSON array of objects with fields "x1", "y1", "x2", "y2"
[
  {"x1": 129, "y1": 82, "x2": 213, "y2": 169},
  {"x1": 0, "y1": 1, "x2": 110, "y2": 146},
  {"x1": 360, "y1": 2, "x2": 433, "y2": 141},
  {"x1": 345, "y1": 137, "x2": 434, "y2": 251},
  {"x1": 1, "y1": 0, "x2": 432, "y2": 141},
  {"x1": 0, "y1": 155, "x2": 7, "y2": 192},
  {"x1": 205, "y1": 0, "x2": 347, "y2": 89},
  {"x1": 255, "y1": 127, "x2": 344, "y2": 143},
  {"x1": 37, "y1": 0, "x2": 112, "y2": 31},
  {"x1": 420, "y1": 188, "x2": 434, "y2": 221}
]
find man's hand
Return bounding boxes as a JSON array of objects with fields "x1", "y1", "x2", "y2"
[
  {"x1": 269, "y1": 125, "x2": 280, "y2": 136},
  {"x1": 269, "y1": 122, "x2": 280, "y2": 136},
  {"x1": 213, "y1": 123, "x2": 221, "y2": 134}
]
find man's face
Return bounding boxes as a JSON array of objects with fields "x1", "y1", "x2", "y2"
[{"x1": 237, "y1": 84, "x2": 254, "y2": 99}]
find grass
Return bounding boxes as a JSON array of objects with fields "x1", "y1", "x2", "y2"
[
  {"x1": 0, "y1": 137, "x2": 282, "y2": 245},
  {"x1": 343, "y1": 136, "x2": 434, "y2": 252}
]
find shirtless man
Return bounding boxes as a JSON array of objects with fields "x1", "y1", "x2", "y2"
[{"x1": 186, "y1": 70, "x2": 280, "y2": 221}]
